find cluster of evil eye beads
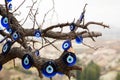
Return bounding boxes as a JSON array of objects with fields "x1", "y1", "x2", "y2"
[
  {"x1": 21, "y1": 32, "x2": 79, "y2": 78},
  {"x1": 21, "y1": 51, "x2": 76, "y2": 78},
  {"x1": 69, "y1": 12, "x2": 84, "y2": 44},
  {"x1": 1, "y1": 15, "x2": 20, "y2": 55},
  {"x1": 0, "y1": 2, "x2": 83, "y2": 77},
  {"x1": 0, "y1": 0, "x2": 21, "y2": 71},
  {"x1": 68, "y1": 20, "x2": 84, "y2": 48},
  {"x1": 21, "y1": 39, "x2": 78, "y2": 78}
]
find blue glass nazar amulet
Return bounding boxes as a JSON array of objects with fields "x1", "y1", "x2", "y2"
[
  {"x1": 12, "y1": 32, "x2": 20, "y2": 41},
  {"x1": 7, "y1": 0, "x2": 12, "y2": 2},
  {"x1": 70, "y1": 23, "x2": 76, "y2": 31},
  {"x1": 22, "y1": 54, "x2": 34, "y2": 69},
  {"x1": 8, "y1": 3, "x2": 12, "y2": 10},
  {"x1": 2, "y1": 40, "x2": 12, "y2": 55},
  {"x1": 6, "y1": 27, "x2": 14, "y2": 35},
  {"x1": 41, "y1": 61, "x2": 57, "y2": 78},
  {"x1": 35, "y1": 50, "x2": 39, "y2": 56},
  {"x1": 34, "y1": 30, "x2": 41, "y2": 38},
  {"x1": 62, "y1": 52, "x2": 77, "y2": 66},
  {"x1": 1, "y1": 17, "x2": 9, "y2": 28},
  {"x1": 75, "y1": 35, "x2": 83, "y2": 44},
  {"x1": 62, "y1": 40, "x2": 71, "y2": 51}
]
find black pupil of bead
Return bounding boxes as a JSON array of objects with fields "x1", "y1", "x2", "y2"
[
  {"x1": 69, "y1": 58, "x2": 71, "y2": 61},
  {"x1": 14, "y1": 34, "x2": 17, "y2": 37},
  {"x1": 5, "y1": 20, "x2": 7, "y2": 23},
  {"x1": 48, "y1": 67, "x2": 51, "y2": 71},
  {"x1": 4, "y1": 19, "x2": 8, "y2": 24},
  {"x1": 25, "y1": 60, "x2": 28, "y2": 64}
]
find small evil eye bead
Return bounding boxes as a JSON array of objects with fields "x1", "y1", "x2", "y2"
[
  {"x1": 1, "y1": 17, "x2": 9, "y2": 28},
  {"x1": 7, "y1": 0, "x2": 12, "y2": 2},
  {"x1": 35, "y1": 50, "x2": 39, "y2": 56},
  {"x1": 70, "y1": 23, "x2": 75, "y2": 31},
  {"x1": 62, "y1": 40, "x2": 71, "y2": 51},
  {"x1": 41, "y1": 61, "x2": 57, "y2": 78},
  {"x1": 79, "y1": 12, "x2": 85, "y2": 22},
  {"x1": 22, "y1": 54, "x2": 34, "y2": 69},
  {"x1": 0, "y1": 63, "x2": 2, "y2": 71},
  {"x1": 75, "y1": 35, "x2": 83, "y2": 44},
  {"x1": 34, "y1": 30, "x2": 41, "y2": 38},
  {"x1": 2, "y1": 40, "x2": 12, "y2": 55},
  {"x1": 12, "y1": 32, "x2": 20, "y2": 41},
  {"x1": 8, "y1": 3, "x2": 12, "y2": 10},
  {"x1": 6, "y1": 27, "x2": 13, "y2": 35},
  {"x1": 62, "y1": 52, "x2": 77, "y2": 66}
]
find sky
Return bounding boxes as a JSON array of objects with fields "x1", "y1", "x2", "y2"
[{"x1": 0, "y1": 0, "x2": 120, "y2": 39}]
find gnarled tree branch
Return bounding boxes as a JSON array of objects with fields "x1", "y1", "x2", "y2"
[
  {"x1": 0, "y1": 2, "x2": 109, "y2": 80},
  {"x1": 0, "y1": 47, "x2": 82, "y2": 78}
]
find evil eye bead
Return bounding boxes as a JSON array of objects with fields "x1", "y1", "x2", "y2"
[
  {"x1": 70, "y1": 23, "x2": 75, "y2": 31},
  {"x1": 12, "y1": 32, "x2": 20, "y2": 41},
  {"x1": 80, "y1": 11, "x2": 85, "y2": 22},
  {"x1": 8, "y1": 3, "x2": 12, "y2": 10},
  {"x1": 1, "y1": 17, "x2": 9, "y2": 28},
  {"x1": 62, "y1": 52, "x2": 77, "y2": 66},
  {"x1": 34, "y1": 30, "x2": 41, "y2": 38},
  {"x1": 80, "y1": 14, "x2": 84, "y2": 22},
  {"x1": 22, "y1": 54, "x2": 34, "y2": 69},
  {"x1": 75, "y1": 35, "x2": 83, "y2": 44},
  {"x1": 6, "y1": 27, "x2": 13, "y2": 34},
  {"x1": 7, "y1": 0, "x2": 12, "y2": 2},
  {"x1": 35, "y1": 50, "x2": 39, "y2": 56},
  {"x1": 0, "y1": 64, "x2": 2, "y2": 71},
  {"x1": 62, "y1": 40, "x2": 71, "y2": 51},
  {"x1": 2, "y1": 40, "x2": 12, "y2": 55},
  {"x1": 41, "y1": 61, "x2": 57, "y2": 78}
]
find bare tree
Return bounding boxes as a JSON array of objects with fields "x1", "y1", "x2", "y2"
[{"x1": 0, "y1": 0, "x2": 109, "y2": 80}]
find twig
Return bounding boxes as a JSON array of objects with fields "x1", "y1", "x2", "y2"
[
  {"x1": 82, "y1": 42, "x2": 98, "y2": 50},
  {"x1": 39, "y1": 39, "x2": 57, "y2": 50},
  {"x1": 83, "y1": 22, "x2": 109, "y2": 29},
  {"x1": 43, "y1": 38, "x2": 62, "y2": 53},
  {"x1": 12, "y1": 0, "x2": 26, "y2": 13},
  {"x1": 13, "y1": 59, "x2": 15, "y2": 68},
  {"x1": 21, "y1": 1, "x2": 37, "y2": 26},
  {"x1": 41, "y1": 0, "x2": 55, "y2": 28}
]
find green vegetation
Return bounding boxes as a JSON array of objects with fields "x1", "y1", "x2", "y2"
[
  {"x1": 116, "y1": 72, "x2": 120, "y2": 80},
  {"x1": 76, "y1": 61, "x2": 100, "y2": 80}
]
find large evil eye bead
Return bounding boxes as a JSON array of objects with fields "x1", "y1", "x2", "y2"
[
  {"x1": 1, "y1": 17, "x2": 9, "y2": 28},
  {"x1": 2, "y1": 41, "x2": 12, "y2": 55},
  {"x1": 8, "y1": 3, "x2": 12, "y2": 10},
  {"x1": 41, "y1": 61, "x2": 57, "y2": 78},
  {"x1": 7, "y1": 0, "x2": 12, "y2": 2},
  {"x1": 35, "y1": 50, "x2": 39, "y2": 56},
  {"x1": 12, "y1": 32, "x2": 20, "y2": 41},
  {"x1": 70, "y1": 23, "x2": 75, "y2": 31},
  {"x1": 62, "y1": 40, "x2": 71, "y2": 51},
  {"x1": 62, "y1": 52, "x2": 77, "y2": 66},
  {"x1": 34, "y1": 30, "x2": 41, "y2": 38},
  {"x1": 22, "y1": 54, "x2": 34, "y2": 69},
  {"x1": 75, "y1": 35, "x2": 83, "y2": 44},
  {"x1": 0, "y1": 64, "x2": 2, "y2": 71}
]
